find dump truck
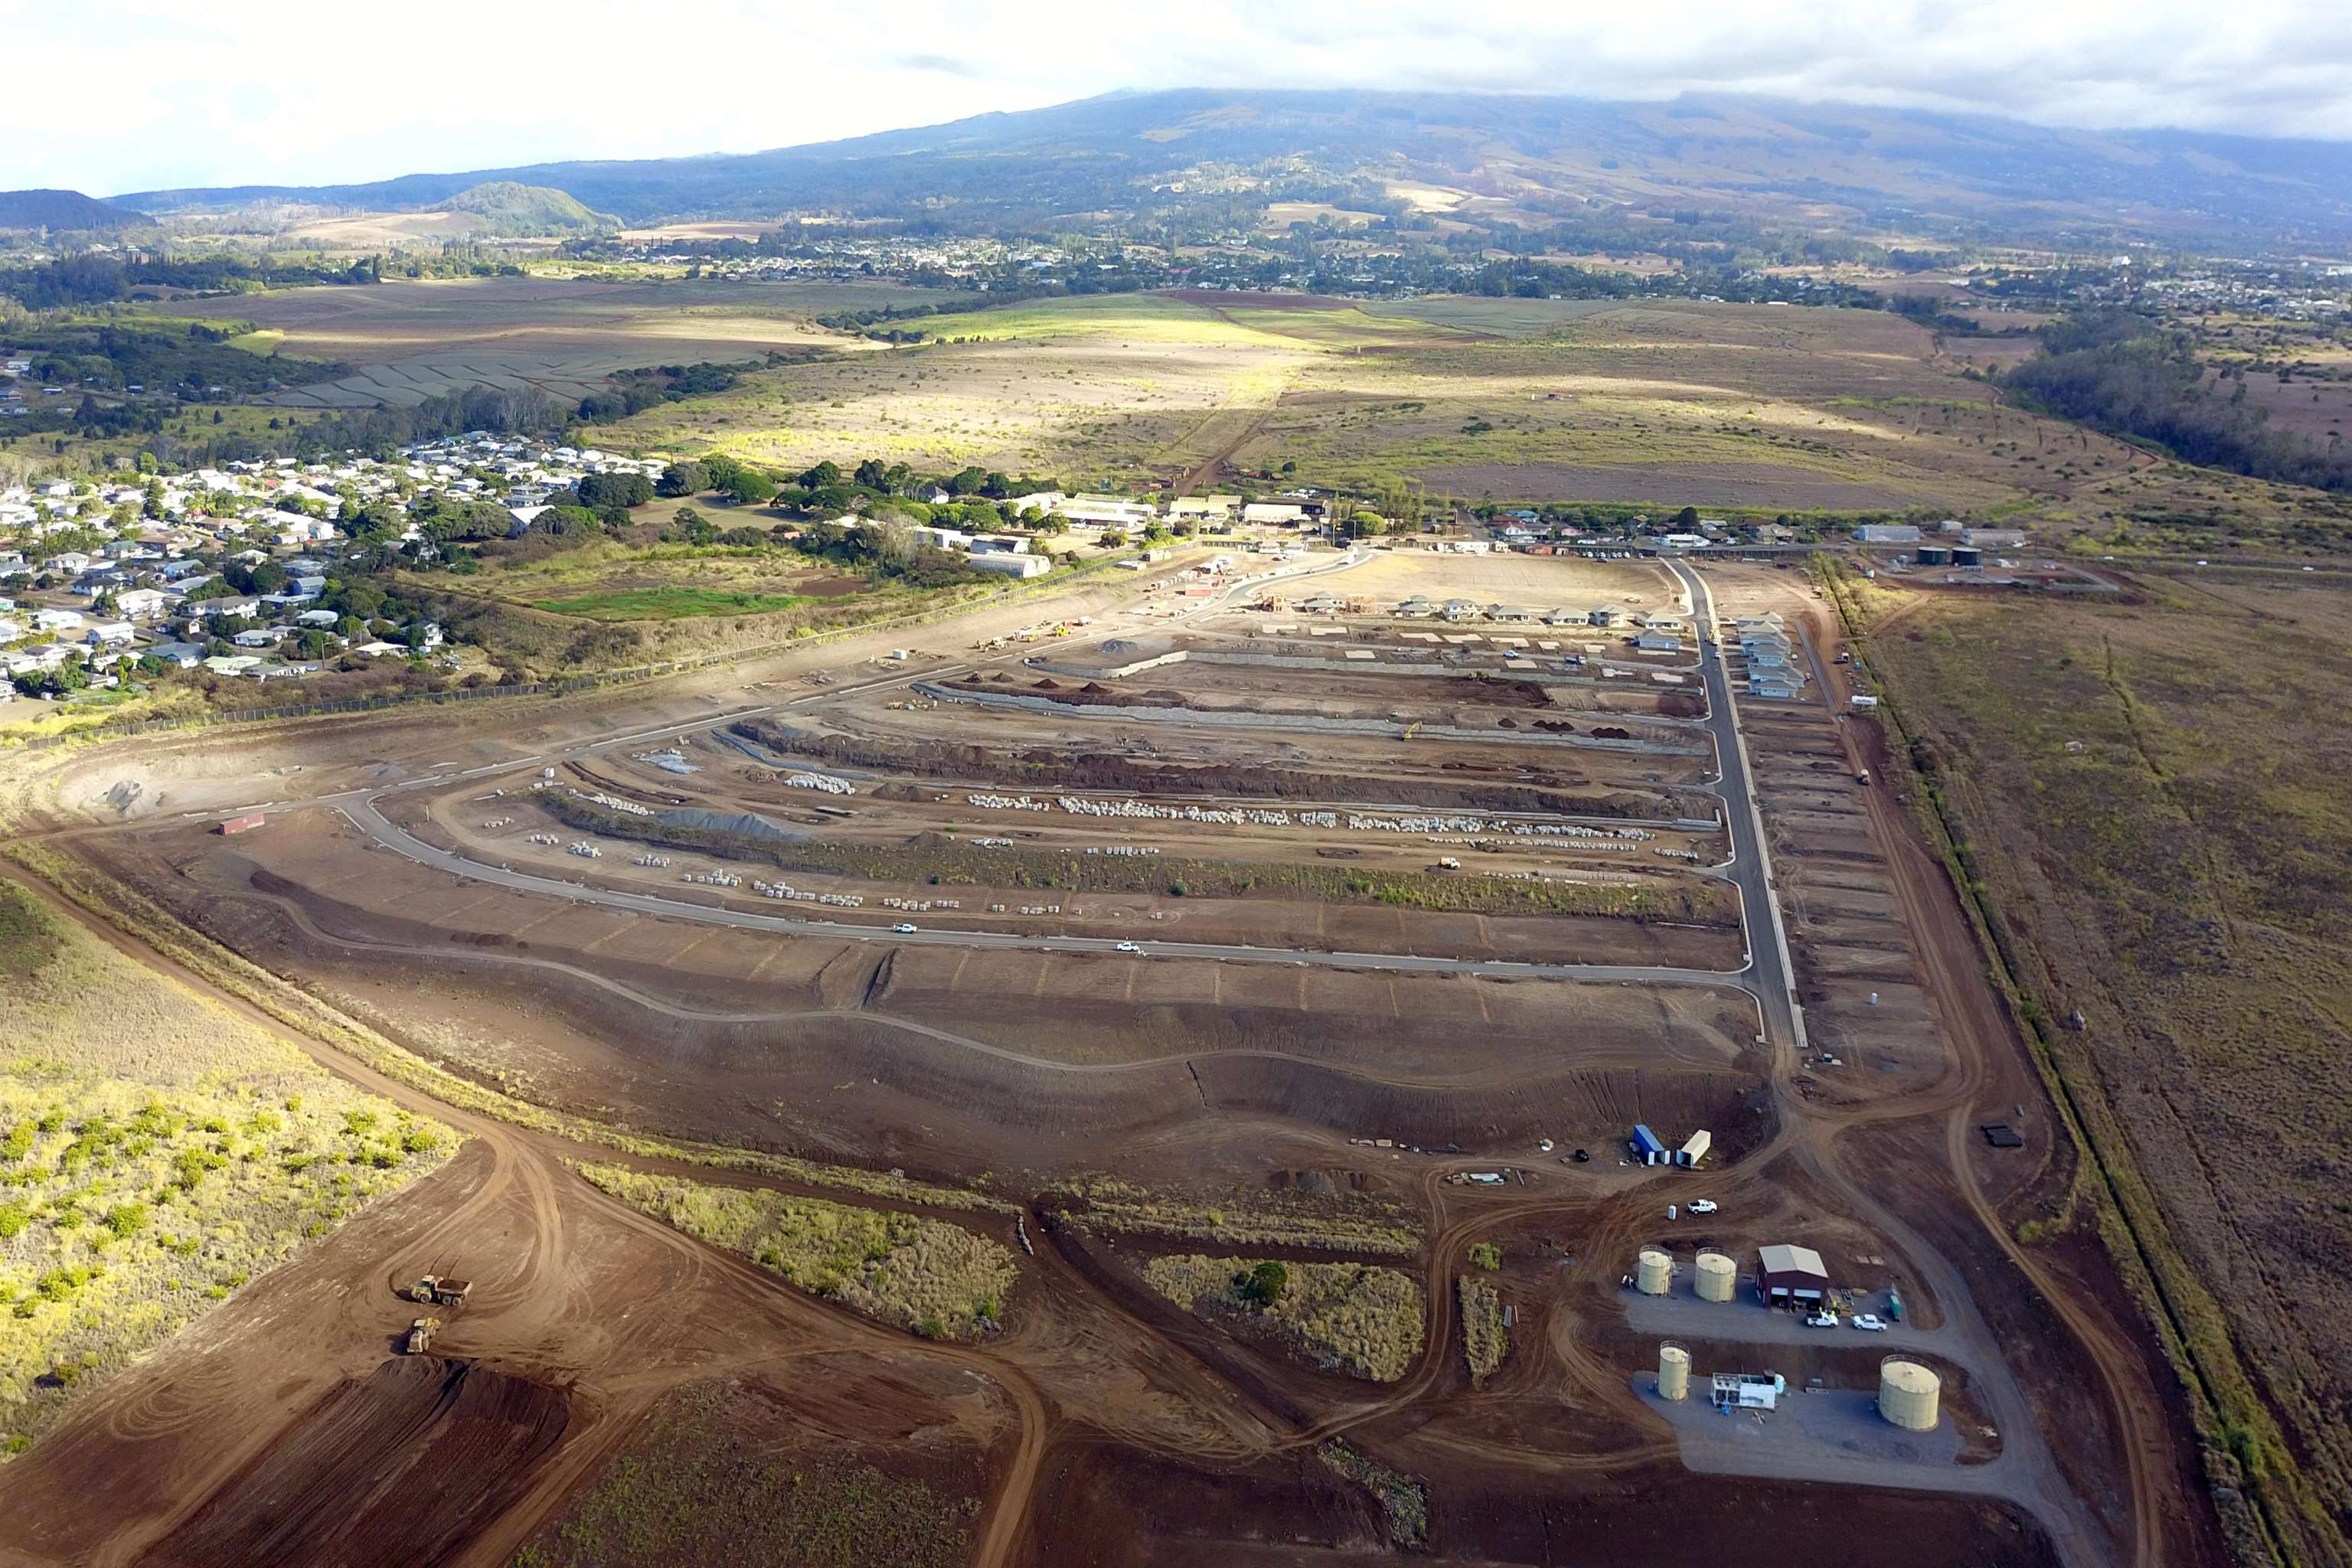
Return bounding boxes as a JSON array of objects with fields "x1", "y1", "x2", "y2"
[
  {"x1": 405, "y1": 1316, "x2": 440, "y2": 1354},
  {"x1": 409, "y1": 1275, "x2": 472, "y2": 1308}
]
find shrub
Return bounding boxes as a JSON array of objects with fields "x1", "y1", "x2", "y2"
[{"x1": 1240, "y1": 1260, "x2": 1289, "y2": 1308}]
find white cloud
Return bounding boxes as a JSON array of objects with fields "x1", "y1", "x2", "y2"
[{"x1": 5, "y1": 0, "x2": 2348, "y2": 195}]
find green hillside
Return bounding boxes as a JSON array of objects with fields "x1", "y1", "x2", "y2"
[{"x1": 441, "y1": 181, "x2": 617, "y2": 237}]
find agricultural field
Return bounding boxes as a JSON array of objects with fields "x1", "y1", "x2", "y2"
[
  {"x1": 149, "y1": 276, "x2": 948, "y2": 409},
  {"x1": 0, "y1": 878, "x2": 452, "y2": 1452},
  {"x1": 570, "y1": 287, "x2": 2350, "y2": 554},
  {"x1": 1839, "y1": 566, "x2": 2352, "y2": 1553}
]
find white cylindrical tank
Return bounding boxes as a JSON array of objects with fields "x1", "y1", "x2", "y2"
[
  {"x1": 1694, "y1": 1250, "x2": 1737, "y2": 1303},
  {"x1": 1635, "y1": 1248, "x2": 1673, "y2": 1295},
  {"x1": 1658, "y1": 1343, "x2": 1690, "y2": 1402},
  {"x1": 1879, "y1": 1358, "x2": 1942, "y2": 1431}
]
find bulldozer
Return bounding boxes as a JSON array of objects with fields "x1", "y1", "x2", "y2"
[
  {"x1": 405, "y1": 1316, "x2": 440, "y2": 1355},
  {"x1": 409, "y1": 1273, "x2": 472, "y2": 1308}
]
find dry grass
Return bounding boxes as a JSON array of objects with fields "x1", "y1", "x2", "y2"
[
  {"x1": 1142, "y1": 1253, "x2": 1426, "y2": 1382},
  {"x1": 514, "y1": 1380, "x2": 974, "y2": 1568},
  {"x1": 1067, "y1": 1178, "x2": 1421, "y2": 1256},
  {"x1": 0, "y1": 878, "x2": 452, "y2": 1453},
  {"x1": 1317, "y1": 1440, "x2": 1428, "y2": 1548},
  {"x1": 1834, "y1": 564, "x2": 2352, "y2": 1563},
  {"x1": 577, "y1": 1165, "x2": 1017, "y2": 1341},
  {"x1": 1458, "y1": 1275, "x2": 1508, "y2": 1385}
]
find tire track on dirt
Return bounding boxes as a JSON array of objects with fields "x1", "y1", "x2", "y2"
[
  {"x1": 1804, "y1": 599, "x2": 2173, "y2": 1566},
  {"x1": 5, "y1": 866, "x2": 1054, "y2": 1568}
]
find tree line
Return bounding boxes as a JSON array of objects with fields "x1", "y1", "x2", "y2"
[{"x1": 2002, "y1": 310, "x2": 2352, "y2": 493}]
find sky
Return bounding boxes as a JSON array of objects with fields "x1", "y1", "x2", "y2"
[{"x1": 10, "y1": 0, "x2": 2352, "y2": 195}]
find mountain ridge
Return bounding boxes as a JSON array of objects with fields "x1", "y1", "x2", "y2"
[{"x1": 87, "y1": 89, "x2": 2352, "y2": 248}]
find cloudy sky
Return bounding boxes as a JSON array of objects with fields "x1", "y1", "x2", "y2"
[{"x1": 11, "y1": 0, "x2": 2351, "y2": 194}]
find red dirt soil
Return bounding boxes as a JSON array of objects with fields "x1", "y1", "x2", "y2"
[{"x1": 139, "y1": 1356, "x2": 569, "y2": 1568}]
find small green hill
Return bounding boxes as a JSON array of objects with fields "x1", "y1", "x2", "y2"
[{"x1": 440, "y1": 181, "x2": 618, "y2": 237}]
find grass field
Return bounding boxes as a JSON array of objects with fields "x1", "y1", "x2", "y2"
[
  {"x1": 0, "y1": 878, "x2": 453, "y2": 1454},
  {"x1": 577, "y1": 1165, "x2": 1018, "y2": 1341},
  {"x1": 1143, "y1": 1254, "x2": 1426, "y2": 1382},
  {"x1": 453, "y1": 538, "x2": 856, "y2": 626},
  {"x1": 582, "y1": 289, "x2": 2352, "y2": 548},
  {"x1": 528, "y1": 586, "x2": 818, "y2": 619},
  {"x1": 148, "y1": 278, "x2": 949, "y2": 410},
  {"x1": 0, "y1": 401, "x2": 326, "y2": 467},
  {"x1": 1836, "y1": 567, "x2": 2352, "y2": 1561}
]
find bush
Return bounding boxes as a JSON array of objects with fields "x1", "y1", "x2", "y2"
[{"x1": 1240, "y1": 1259, "x2": 1289, "y2": 1308}]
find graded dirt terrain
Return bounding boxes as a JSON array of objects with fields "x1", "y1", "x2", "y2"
[{"x1": 0, "y1": 553, "x2": 2221, "y2": 1566}]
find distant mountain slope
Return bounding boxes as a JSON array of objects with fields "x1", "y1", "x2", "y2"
[
  {"x1": 0, "y1": 188, "x2": 152, "y2": 233},
  {"x1": 112, "y1": 90, "x2": 2352, "y2": 248}
]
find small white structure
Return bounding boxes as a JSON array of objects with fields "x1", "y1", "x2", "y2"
[{"x1": 966, "y1": 552, "x2": 1051, "y2": 580}]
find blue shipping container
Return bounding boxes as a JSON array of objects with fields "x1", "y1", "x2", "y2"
[{"x1": 1631, "y1": 1124, "x2": 1666, "y2": 1157}]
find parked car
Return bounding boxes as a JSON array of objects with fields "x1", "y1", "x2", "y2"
[
  {"x1": 1687, "y1": 1199, "x2": 1719, "y2": 1215},
  {"x1": 1806, "y1": 1312, "x2": 1840, "y2": 1328},
  {"x1": 1114, "y1": 941, "x2": 1142, "y2": 953},
  {"x1": 890, "y1": 923, "x2": 919, "y2": 933},
  {"x1": 1850, "y1": 1313, "x2": 1890, "y2": 1332}
]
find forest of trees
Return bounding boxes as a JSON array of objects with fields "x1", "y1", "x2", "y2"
[{"x1": 2002, "y1": 311, "x2": 2352, "y2": 493}]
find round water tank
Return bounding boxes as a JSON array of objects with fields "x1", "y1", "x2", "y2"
[
  {"x1": 1694, "y1": 1250, "x2": 1737, "y2": 1303},
  {"x1": 1635, "y1": 1249, "x2": 1673, "y2": 1295},
  {"x1": 1879, "y1": 1358, "x2": 1941, "y2": 1431},
  {"x1": 1658, "y1": 1343, "x2": 1690, "y2": 1402}
]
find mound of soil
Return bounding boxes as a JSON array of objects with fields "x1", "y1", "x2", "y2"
[{"x1": 143, "y1": 1356, "x2": 568, "y2": 1568}]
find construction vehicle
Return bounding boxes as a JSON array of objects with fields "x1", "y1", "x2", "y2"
[
  {"x1": 405, "y1": 1316, "x2": 440, "y2": 1354},
  {"x1": 1854, "y1": 768, "x2": 1872, "y2": 786},
  {"x1": 409, "y1": 1274, "x2": 472, "y2": 1308}
]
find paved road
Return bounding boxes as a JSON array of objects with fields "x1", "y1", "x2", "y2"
[
  {"x1": 1665, "y1": 559, "x2": 1804, "y2": 1050},
  {"x1": 342, "y1": 796, "x2": 1756, "y2": 991}
]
